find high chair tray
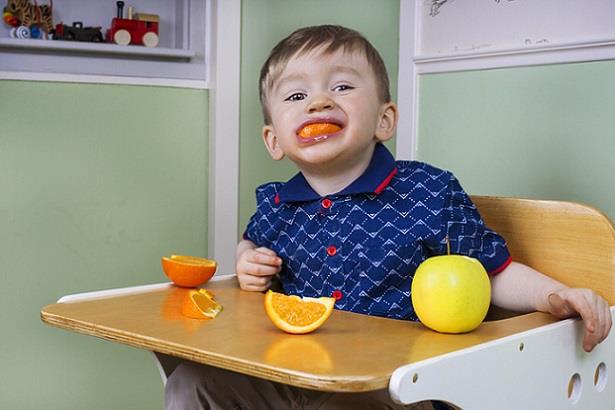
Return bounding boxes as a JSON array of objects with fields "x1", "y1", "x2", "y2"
[{"x1": 41, "y1": 277, "x2": 613, "y2": 408}]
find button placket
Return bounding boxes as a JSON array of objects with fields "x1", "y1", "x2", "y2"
[
  {"x1": 318, "y1": 197, "x2": 333, "y2": 219},
  {"x1": 321, "y1": 196, "x2": 345, "y2": 302}
]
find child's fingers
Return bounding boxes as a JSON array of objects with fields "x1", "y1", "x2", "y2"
[
  {"x1": 238, "y1": 273, "x2": 272, "y2": 292},
  {"x1": 570, "y1": 297, "x2": 599, "y2": 352},
  {"x1": 254, "y1": 247, "x2": 277, "y2": 256},
  {"x1": 571, "y1": 294, "x2": 596, "y2": 333},
  {"x1": 596, "y1": 298, "x2": 612, "y2": 343},
  {"x1": 578, "y1": 296, "x2": 596, "y2": 333},
  {"x1": 583, "y1": 325, "x2": 605, "y2": 352},
  {"x1": 235, "y1": 246, "x2": 281, "y2": 291},
  {"x1": 236, "y1": 255, "x2": 280, "y2": 276},
  {"x1": 548, "y1": 290, "x2": 612, "y2": 352},
  {"x1": 243, "y1": 261, "x2": 280, "y2": 276},
  {"x1": 571, "y1": 294, "x2": 602, "y2": 352},
  {"x1": 547, "y1": 293, "x2": 576, "y2": 318},
  {"x1": 578, "y1": 294, "x2": 612, "y2": 351},
  {"x1": 604, "y1": 303, "x2": 613, "y2": 337},
  {"x1": 250, "y1": 248, "x2": 282, "y2": 267},
  {"x1": 549, "y1": 292, "x2": 596, "y2": 351}
]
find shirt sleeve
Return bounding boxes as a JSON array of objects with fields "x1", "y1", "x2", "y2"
[
  {"x1": 242, "y1": 211, "x2": 261, "y2": 243},
  {"x1": 439, "y1": 174, "x2": 512, "y2": 275},
  {"x1": 242, "y1": 184, "x2": 273, "y2": 246}
]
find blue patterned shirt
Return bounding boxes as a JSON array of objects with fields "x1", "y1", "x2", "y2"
[{"x1": 244, "y1": 143, "x2": 511, "y2": 320}]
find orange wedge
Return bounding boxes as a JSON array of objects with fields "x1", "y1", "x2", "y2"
[
  {"x1": 299, "y1": 123, "x2": 342, "y2": 139},
  {"x1": 161, "y1": 255, "x2": 217, "y2": 287},
  {"x1": 264, "y1": 290, "x2": 335, "y2": 334},
  {"x1": 181, "y1": 288, "x2": 223, "y2": 319}
]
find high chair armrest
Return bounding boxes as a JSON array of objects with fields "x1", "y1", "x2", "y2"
[
  {"x1": 57, "y1": 283, "x2": 173, "y2": 303},
  {"x1": 390, "y1": 306, "x2": 615, "y2": 409}
]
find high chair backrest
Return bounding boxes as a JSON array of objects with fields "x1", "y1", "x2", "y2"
[{"x1": 472, "y1": 196, "x2": 615, "y2": 304}]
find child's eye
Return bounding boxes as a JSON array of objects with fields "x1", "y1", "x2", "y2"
[
  {"x1": 333, "y1": 84, "x2": 354, "y2": 92},
  {"x1": 285, "y1": 93, "x2": 306, "y2": 102}
]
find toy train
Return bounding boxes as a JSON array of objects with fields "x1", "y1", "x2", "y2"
[
  {"x1": 49, "y1": 1, "x2": 159, "y2": 47},
  {"x1": 106, "y1": 1, "x2": 159, "y2": 48},
  {"x1": 52, "y1": 21, "x2": 104, "y2": 42}
]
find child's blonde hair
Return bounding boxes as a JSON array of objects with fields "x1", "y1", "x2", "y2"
[{"x1": 259, "y1": 25, "x2": 391, "y2": 124}]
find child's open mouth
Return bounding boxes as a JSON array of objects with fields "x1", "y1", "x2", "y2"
[{"x1": 297, "y1": 122, "x2": 343, "y2": 143}]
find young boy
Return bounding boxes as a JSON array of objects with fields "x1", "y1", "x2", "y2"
[{"x1": 165, "y1": 25, "x2": 611, "y2": 410}]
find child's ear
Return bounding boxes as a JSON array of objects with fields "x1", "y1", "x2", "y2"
[
  {"x1": 375, "y1": 102, "x2": 399, "y2": 142},
  {"x1": 262, "y1": 125, "x2": 285, "y2": 161}
]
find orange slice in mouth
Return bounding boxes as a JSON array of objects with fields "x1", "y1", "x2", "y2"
[{"x1": 298, "y1": 123, "x2": 342, "y2": 139}]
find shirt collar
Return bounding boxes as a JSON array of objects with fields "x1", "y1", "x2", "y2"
[{"x1": 278, "y1": 143, "x2": 397, "y2": 203}]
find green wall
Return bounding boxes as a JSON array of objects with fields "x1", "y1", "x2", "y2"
[
  {"x1": 417, "y1": 60, "x2": 615, "y2": 220},
  {"x1": 1, "y1": 1, "x2": 401, "y2": 408},
  {"x1": 0, "y1": 80, "x2": 208, "y2": 409},
  {"x1": 239, "y1": 0, "x2": 400, "y2": 234},
  {"x1": 6, "y1": 3, "x2": 614, "y2": 409}
]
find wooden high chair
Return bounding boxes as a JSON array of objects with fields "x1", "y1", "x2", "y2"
[{"x1": 41, "y1": 196, "x2": 615, "y2": 409}]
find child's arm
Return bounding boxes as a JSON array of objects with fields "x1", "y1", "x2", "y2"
[
  {"x1": 491, "y1": 261, "x2": 612, "y2": 352},
  {"x1": 235, "y1": 239, "x2": 282, "y2": 292}
]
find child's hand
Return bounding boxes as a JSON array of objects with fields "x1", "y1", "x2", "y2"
[
  {"x1": 236, "y1": 244, "x2": 282, "y2": 292},
  {"x1": 547, "y1": 288, "x2": 612, "y2": 352}
]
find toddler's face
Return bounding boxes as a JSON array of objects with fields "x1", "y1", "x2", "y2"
[{"x1": 262, "y1": 46, "x2": 394, "y2": 173}]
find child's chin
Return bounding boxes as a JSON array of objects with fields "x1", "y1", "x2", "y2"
[{"x1": 294, "y1": 147, "x2": 345, "y2": 167}]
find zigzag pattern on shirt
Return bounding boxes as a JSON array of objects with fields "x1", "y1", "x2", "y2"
[{"x1": 246, "y1": 160, "x2": 510, "y2": 320}]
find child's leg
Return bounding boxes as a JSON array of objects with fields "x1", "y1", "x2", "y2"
[
  {"x1": 165, "y1": 359, "x2": 450, "y2": 410},
  {"x1": 164, "y1": 360, "x2": 307, "y2": 409}
]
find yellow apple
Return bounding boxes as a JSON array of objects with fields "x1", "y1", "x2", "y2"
[{"x1": 411, "y1": 255, "x2": 491, "y2": 333}]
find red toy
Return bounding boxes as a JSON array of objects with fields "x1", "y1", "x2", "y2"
[{"x1": 106, "y1": 1, "x2": 159, "y2": 47}]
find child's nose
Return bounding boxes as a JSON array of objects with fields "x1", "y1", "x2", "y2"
[{"x1": 307, "y1": 94, "x2": 335, "y2": 113}]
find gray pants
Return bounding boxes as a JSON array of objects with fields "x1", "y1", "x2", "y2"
[{"x1": 164, "y1": 360, "x2": 445, "y2": 410}]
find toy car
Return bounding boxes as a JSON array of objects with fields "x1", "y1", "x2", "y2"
[{"x1": 51, "y1": 22, "x2": 104, "y2": 42}]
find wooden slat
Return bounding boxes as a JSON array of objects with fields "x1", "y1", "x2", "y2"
[{"x1": 473, "y1": 196, "x2": 615, "y2": 304}]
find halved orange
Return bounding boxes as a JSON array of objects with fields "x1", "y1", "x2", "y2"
[
  {"x1": 181, "y1": 288, "x2": 222, "y2": 319},
  {"x1": 161, "y1": 255, "x2": 217, "y2": 287},
  {"x1": 299, "y1": 123, "x2": 342, "y2": 139},
  {"x1": 264, "y1": 290, "x2": 335, "y2": 334}
]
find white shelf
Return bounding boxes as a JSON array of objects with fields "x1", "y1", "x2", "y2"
[
  {"x1": 0, "y1": 38, "x2": 196, "y2": 59},
  {"x1": 0, "y1": 0, "x2": 210, "y2": 88}
]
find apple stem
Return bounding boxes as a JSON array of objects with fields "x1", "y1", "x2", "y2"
[{"x1": 446, "y1": 235, "x2": 451, "y2": 255}]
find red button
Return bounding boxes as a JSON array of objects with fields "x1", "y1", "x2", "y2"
[
  {"x1": 274, "y1": 193, "x2": 280, "y2": 205},
  {"x1": 331, "y1": 290, "x2": 343, "y2": 300},
  {"x1": 321, "y1": 198, "x2": 332, "y2": 209},
  {"x1": 326, "y1": 245, "x2": 337, "y2": 256}
]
